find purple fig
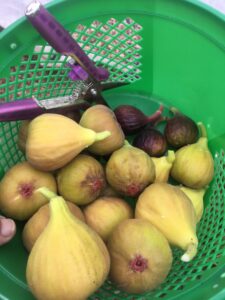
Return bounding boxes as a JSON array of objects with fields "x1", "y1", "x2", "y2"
[
  {"x1": 164, "y1": 107, "x2": 199, "y2": 148},
  {"x1": 114, "y1": 104, "x2": 164, "y2": 134},
  {"x1": 133, "y1": 128, "x2": 167, "y2": 157}
]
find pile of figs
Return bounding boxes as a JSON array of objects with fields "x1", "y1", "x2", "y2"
[{"x1": 0, "y1": 103, "x2": 214, "y2": 300}]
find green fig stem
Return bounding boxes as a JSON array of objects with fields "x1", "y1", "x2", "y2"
[
  {"x1": 197, "y1": 122, "x2": 208, "y2": 139},
  {"x1": 124, "y1": 140, "x2": 131, "y2": 147},
  {"x1": 181, "y1": 242, "x2": 198, "y2": 262},
  {"x1": 36, "y1": 187, "x2": 57, "y2": 200},
  {"x1": 166, "y1": 150, "x2": 175, "y2": 164},
  {"x1": 170, "y1": 106, "x2": 181, "y2": 116},
  {"x1": 95, "y1": 130, "x2": 111, "y2": 141}
]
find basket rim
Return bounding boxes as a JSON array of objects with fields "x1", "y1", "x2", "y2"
[{"x1": 0, "y1": 0, "x2": 225, "y2": 40}]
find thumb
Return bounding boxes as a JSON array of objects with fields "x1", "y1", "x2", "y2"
[{"x1": 0, "y1": 217, "x2": 16, "y2": 246}]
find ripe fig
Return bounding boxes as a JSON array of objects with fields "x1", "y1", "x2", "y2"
[
  {"x1": 171, "y1": 122, "x2": 214, "y2": 188},
  {"x1": 179, "y1": 186, "x2": 206, "y2": 223},
  {"x1": 114, "y1": 104, "x2": 164, "y2": 134},
  {"x1": 26, "y1": 113, "x2": 111, "y2": 171},
  {"x1": 79, "y1": 104, "x2": 125, "y2": 155},
  {"x1": 22, "y1": 201, "x2": 85, "y2": 252},
  {"x1": 135, "y1": 183, "x2": 198, "y2": 262},
  {"x1": 57, "y1": 154, "x2": 106, "y2": 205},
  {"x1": 83, "y1": 196, "x2": 133, "y2": 241},
  {"x1": 164, "y1": 107, "x2": 199, "y2": 148},
  {"x1": 106, "y1": 141, "x2": 155, "y2": 197},
  {"x1": 152, "y1": 150, "x2": 175, "y2": 183},
  {"x1": 0, "y1": 161, "x2": 57, "y2": 220},
  {"x1": 133, "y1": 127, "x2": 167, "y2": 157},
  {"x1": 26, "y1": 187, "x2": 110, "y2": 300},
  {"x1": 107, "y1": 219, "x2": 172, "y2": 294}
]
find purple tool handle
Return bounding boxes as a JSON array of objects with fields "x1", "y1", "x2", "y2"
[
  {"x1": 0, "y1": 98, "x2": 91, "y2": 122},
  {"x1": 0, "y1": 99, "x2": 44, "y2": 121},
  {"x1": 25, "y1": 1, "x2": 109, "y2": 82}
]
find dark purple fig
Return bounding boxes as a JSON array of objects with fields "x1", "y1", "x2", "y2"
[
  {"x1": 164, "y1": 107, "x2": 199, "y2": 148},
  {"x1": 64, "y1": 110, "x2": 82, "y2": 122},
  {"x1": 114, "y1": 104, "x2": 164, "y2": 134},
  {"x1": 133, "y1": 128, "x2": 167, "y2": 157}
]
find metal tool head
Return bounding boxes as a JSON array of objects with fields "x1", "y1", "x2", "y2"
[
  {"x1": 34, "y1": 80, "x2": 129, "y2": 110},
  {"x1": 81, "y1": 80, "x2": 130, "y2": 105}
]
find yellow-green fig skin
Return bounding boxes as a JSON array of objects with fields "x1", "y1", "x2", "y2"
[
  {"x1": 152, "y1": 150, "x2": 175, "y2": 183},
  {"x1": 57, "y1": 154, "x2": 106, "y2": 205},
  {"x1": 22, "y1": 201, "x2": 86, "y2": 252},
  {"x1": 106, "y1": 143, "x2": 155, "y2": 197},
  {"x1": 171, "y1": 137, "x2": 214, "y2": 188},
  {"x1": 135, "y1": 183, "x2": 198, "y2": 262},
  {"x1": 180, "y1": 186, "x2": 206, "y2": 223},
  {"x1": 83, "y1": 196, "x2": 133, "y2": 241},
  {"x1": 26, "y1": 188, "x2": 110, "y2": 300},
  {"x1": 79, "y1": 105, "x2": 125, "y2": 155},
  {"x1": 0, "y1": 162, "x2": 57, "y2": 220},
  {"x1": 107, "y1": 218, "x2": 173, "y2": 294},
  {"x1": 26, "y1": 113, "x2": 111, "y2": 171}
]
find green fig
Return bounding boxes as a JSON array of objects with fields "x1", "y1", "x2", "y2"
[
  {"x1": 135, "y1": 183, "x2": 198, "y2": 262},
  {"x1": 107, "y1": 218, "x2": 172, "y2": 294},
  {"x1": 26, "y1": 113, "x2": 111, "y2": 171},
  {"x1": 180, "y1": 186, "x2": 206, "y2": 222},
  {"x1": 83, "y1": 196, "x2": 133, "y2": 241},
  {"x1": 171, "y1": 122, "x2": 214, "y2": 188},
  {"x1": 0, "y1": 161, "x2": 57, "y2": 220},
  {"x1": 26, "y1": 187, "x2": 110, "y2": 300},
  {"x1": 152, "y1": 150, "x2": 175, "y2": 183},
  {"x1": 57, "y1": 154, "x2": 106, "y2": 205},
  {"x1": 79, "y1": 104, "x2": 125, "y2": 155},
  {"x1": 22, "y1": 200, "x2": 85, "y2": 252},
  {"x1": 106, "y1": 141, "x2": 155, "y2": 197}
]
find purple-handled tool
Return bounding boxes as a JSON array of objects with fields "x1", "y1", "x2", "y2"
[
  {"x1": 0, "y1": 1, "x2": 130, "y2": 122},
  {"x1": 25, "y1": 0, "x2": 109, "y2": 82},
  {"x1": 0, "y1": 82, "x2": 127, "y2": 122},
  {"x1": 25, "y1": 0, "x2": 116, "y2": 106},
  {"x1": 0, "y1": 96, "x2": 91, "y2": 122},
  {"x1": 0, "y1": 98, "x2": 43, "y2": 121}
]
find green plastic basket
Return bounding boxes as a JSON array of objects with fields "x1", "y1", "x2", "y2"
[{"x1": 0, "y1": 0, "x2": 225, "y2": 299}]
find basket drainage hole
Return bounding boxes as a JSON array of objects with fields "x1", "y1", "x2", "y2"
[
  {"x1": 221, "y1": 273, "x2": 225, "y2": 278},
  {"x1": 213, "y1": 284, "x2": 219, "y2": 289},
  {"x1": 159, "y1": 293, "x2": 167, "y2": 298}
]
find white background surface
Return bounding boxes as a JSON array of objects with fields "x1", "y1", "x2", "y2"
[
  {"x1": 0, "y1": 0, "x2": 225, "y2": 28},
  {"x1": 0, "y1": 0, "x2": 52, "y2": 28},
  {"x1": 201, "y1": 0, "x2": 225, "y2": 13}
]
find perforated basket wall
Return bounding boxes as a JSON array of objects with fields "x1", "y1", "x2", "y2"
[
  {"x1": 0, "y1": 1, "x2": 225, "y2": 300},
  {"x1": 0, "y1": 16, "x2": 142, "y2": 173}
]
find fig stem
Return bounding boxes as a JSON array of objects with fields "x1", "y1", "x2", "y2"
[
  {"x1": 197, "y1": 122, "x2": 208, "y2": 139},
  {"x1": 36, "y1": 187, "x2": 57, "y2": 200},
  {"x1": 124, "y1": 140, "x2": 131, "y2": 147},
  {"x1": 153, "y1": 115, "x2": 168, "y2": 127},
  {"x1": 95, "y1": 130, "x2": 111, "y2": 142},
  {"x1": 181, "y1": 242, "x2": 198, "y2": 262},
  {"x1": 147, "y1": 104, "x2": 164, "y2": 123},
  {"x1": 169, "y1": 106, "x2": 181, "y2": 116},
  {"x1": 166, "y1": 150, "x2": 175, "y2": 164}
]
